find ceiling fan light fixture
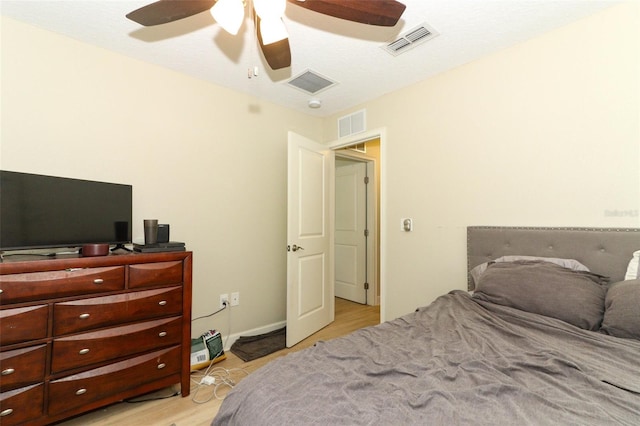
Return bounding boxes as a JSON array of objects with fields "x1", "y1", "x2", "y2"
[
  {"x1": 260, "y1": 18, "x2": 288, "y2": 45},
  {"x1": 254, "y1": 0, "x2": 286, "y2": 20},
  {"x1": 211, "y1": 0, "x2": 245, "y2": 35}
]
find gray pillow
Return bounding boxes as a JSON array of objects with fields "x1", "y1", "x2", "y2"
[
  {"x1": 470, "y1": 256, "x2": 590, "y2": 287},
  {"x1": 473, "y1": 261, "x2": 608, "y2": 330},
  {"x1": 601, "y1": 279, "x2": 640, "y2": 340}
]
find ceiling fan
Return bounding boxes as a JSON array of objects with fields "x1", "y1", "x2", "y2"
[{"x1": 126, "y1": 0, "x2": 406, "y2": 70}]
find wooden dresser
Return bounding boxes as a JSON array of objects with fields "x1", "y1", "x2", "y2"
[{"x1": 0, "y1": 251, "x2": 192, "y2": 425}]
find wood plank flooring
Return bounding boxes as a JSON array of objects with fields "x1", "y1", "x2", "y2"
[{"x1": 59, "y1": 298, "x2": 380, "y2": 426}]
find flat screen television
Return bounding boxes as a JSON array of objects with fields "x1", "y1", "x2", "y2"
[{"x1": 0, "y1": 170, "x2": 132, "y2": 251}]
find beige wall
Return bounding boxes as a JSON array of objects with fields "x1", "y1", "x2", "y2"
[
  {"x1": 0, "y1": 17, "x2": 322, "y2": 338},
  {"x1": 322, "y1": 2, "x2": 640, "y2": 320}
]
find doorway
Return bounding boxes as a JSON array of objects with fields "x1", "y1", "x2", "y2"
[
  {"x1": 334, "y1": 138, "x2": 380, "y2": 307},
  {"x1": 286, "y1": 130, "x2": 386, "y2": 348}
]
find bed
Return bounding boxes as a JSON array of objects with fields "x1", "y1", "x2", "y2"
[{"x1": 213, "y1": 227, "x2": 640, "y2": 425}]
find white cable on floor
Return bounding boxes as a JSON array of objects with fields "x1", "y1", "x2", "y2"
[{"x1": 190, "y1": 302, "x2": 249, "y2": 404}]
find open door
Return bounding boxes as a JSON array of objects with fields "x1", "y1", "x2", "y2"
[{"x1": 286, "y1": 131, "x2": 335, "y2": 347}]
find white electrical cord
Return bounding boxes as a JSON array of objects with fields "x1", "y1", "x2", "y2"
[
  {"x1": 191, "y1": 366, "x2": 249, "y2": 403},
  {"x1": 190, "y1": 301, "x2": 249, "y2": 404}
]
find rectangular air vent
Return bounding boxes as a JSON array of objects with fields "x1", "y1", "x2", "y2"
[
  {"x1": 338, "y1": 109, "x2": 366, "y2": 139},
  {"x1": 287, "y1": 70, "x2": 337, "y2": 95},
  {"x1": 382, "y1": 23, "x2": 439, "y2": 56}
]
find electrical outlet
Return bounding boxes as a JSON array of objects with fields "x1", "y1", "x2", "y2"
[
  {"x1": 220, "y1": 293, "x2": 229, "y2": 309},
  {"x1": 231, "y1": 292, "x2": 240, "y2": 306}
]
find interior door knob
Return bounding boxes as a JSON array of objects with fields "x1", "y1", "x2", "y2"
[{"x1": 291, "y1": 244, "x2": 304, "y2": 252}]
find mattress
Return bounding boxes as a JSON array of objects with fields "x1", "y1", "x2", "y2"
[{"x1": 212, "y1": 291, "x2": 640, "y2": 425}]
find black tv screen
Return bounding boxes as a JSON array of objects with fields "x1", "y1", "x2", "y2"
[{"x1": 0, "y1": 171, "x2": 132, "y2": 251}]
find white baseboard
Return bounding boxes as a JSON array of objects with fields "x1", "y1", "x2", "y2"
[{"x1": 221, "y1": 320, "x2": 287, "y2": 352}]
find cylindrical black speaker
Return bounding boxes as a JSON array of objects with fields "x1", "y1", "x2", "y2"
[{"x1": 157, "y1": 224, "x2": 170, "y2": 243}]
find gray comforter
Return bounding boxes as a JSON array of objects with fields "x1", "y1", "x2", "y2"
[{"x1": 212, "y1": 291, "x2": 640, "y2": 425}]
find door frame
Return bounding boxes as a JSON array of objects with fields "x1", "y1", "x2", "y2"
[
  {"x1": 334, "y1": 151, "x2": 378, "y2": 306},
  {"x1": 328, "y1": 127, "x2": 387, "y2": 321}
]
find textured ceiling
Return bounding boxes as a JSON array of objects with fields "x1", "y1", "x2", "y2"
[{"x1": 1, "y1": 0, "x2": 618, "y2": 117}]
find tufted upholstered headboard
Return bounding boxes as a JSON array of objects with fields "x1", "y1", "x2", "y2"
[{"x1": 467, "y1": 227, "x2": 639, "y2": 291}]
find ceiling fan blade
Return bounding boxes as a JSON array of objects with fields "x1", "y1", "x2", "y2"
[
  {"x1": 126, "y1": 0, "x2": 217, "y2": 26},
  {"x1": 256, "y1": 17, "x2": 292, "y2": 70},
  {"x1": 287, "y1": 0, "x2": 406, "y2": 27}
]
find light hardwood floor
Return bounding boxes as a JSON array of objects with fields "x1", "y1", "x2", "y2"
[{"x1": 59, "y1": 298, "x2": 380, "y2": 426}]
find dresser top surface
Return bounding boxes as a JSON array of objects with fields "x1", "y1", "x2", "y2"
[{"x1": 0, "y1": 251, "x2": 192, "y2": 275}]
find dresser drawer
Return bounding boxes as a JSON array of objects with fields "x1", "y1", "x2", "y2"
[
  {"x1": 52, "y1": 316, "x2": 182, "y2": 373},
  {"x1": 0, "y1": 383, "x2": 44, "y2": 426},
  {"x1": 129, "y1": 261, "x2": 183, "y2": 288},
  {"x1": 0, "y1": 345, "x2": 46, "y2": 392},
  {"x1": 0, "y1": 305, "x2": 48, "y2": 346},
  {"x1": 53, "y1": 286, "x2": 183, "y2": 335},
  {"x1": 48, "y1": 345, "x2": 181, "y2": 415},
  {"x1": 0, "y1": 266, "x2": 125, "y2": 304}
]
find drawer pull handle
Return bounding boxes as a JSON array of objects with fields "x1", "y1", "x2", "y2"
[
  {"x1": 1, "y1": 368, "x2": 15, "y2": 376},
  {"x1": 0, "y1": 408, "x2": 13, "y2": 417},
  {"x1": 79, "y1": 313, "x2": 90, "y2": 319},
  {"x1": 157, "y1": 363, "x2": 166, "y2": 369},
  {"x1": 0, "y1": 289, "x2": 3, "y2": 294},
  {"x1": 158, "y1": 331, "x2": 168, "y2": 337},
  {"x1": 76, "y1": 388, "x2": 87, "y2": 396},
  {"x1": 93, "y1": 278, "x2": 104, "y2": 284},
  {"x1": 79, "y1": 348, "x2": 90, "y2": 355},
  {"x1": 158, "y1": 300, "x2": 167, "y2": 306}
]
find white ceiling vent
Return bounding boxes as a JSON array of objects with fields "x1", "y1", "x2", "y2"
[
  {"x1": 287, "y1": 70, "x2": 337, "y2": 95},
  {"x1": 338, "y1": 109, "x2": 366, "y2": 139},
  {"x1": 382, "y1": 23, "x2": 439, "y2": 56}
]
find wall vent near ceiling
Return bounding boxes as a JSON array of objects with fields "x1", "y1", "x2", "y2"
[
  {"x1": 348, "y1": 143, "x2": 367, "y2": 154},
  {"x1": 338, "y1": 109, "x2": 366, "y2": 139},
  {"x1": 382, "y1": 23, "x2": 439, "y2": 56},
  {"x1": 287, "y1": 70, "x2": 337, "y2": 95}
]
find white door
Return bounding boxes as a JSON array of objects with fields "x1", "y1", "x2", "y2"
[
  {"x1": 335, "y1": 161, "x2": 367, "y2": 304},
  {"x1": 286, "y1": 131, "x2": 334, "y2": 347}
]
